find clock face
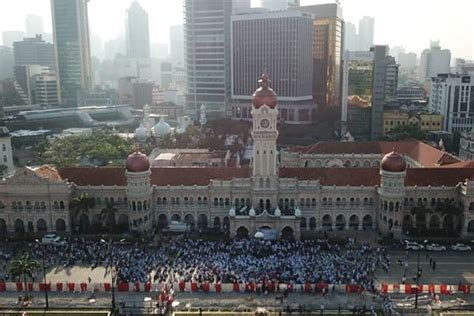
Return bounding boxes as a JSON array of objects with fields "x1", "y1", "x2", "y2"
[{"x1": 260, "y1": 119, "x2": 270, "y2": 129}]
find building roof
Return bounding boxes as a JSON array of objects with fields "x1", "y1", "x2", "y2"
[
  {"x1": 287, "y1": 140, "x2": 461, "y2": 168},
  {"x1": 55, "y1": 166, "x2": 474, "y2": 188},
  {"x1": 32, "y1": 165, "x2": 63, "y2": 181}
]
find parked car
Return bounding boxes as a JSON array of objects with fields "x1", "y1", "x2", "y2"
[
  {"x1": 426, "y1": 243, "x2": 446, "y2": 251},
  {"x1": 41, "y1": 234, "x2": 67, "y2": 246},
  {"x1": 405, "y1": 241, "x2": 424, "y2": 250},
  {"x1": 451, "y1": 243, "x2": 472, "y2": 251}
]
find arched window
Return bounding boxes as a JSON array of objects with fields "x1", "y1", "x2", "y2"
[
  {"x1": 157, "y1": 197, "x2": 162, "y2": 205},
  {"x1": 163, "y1": 197, "x2": 167, "y2": 205},
  {"x1": 219, "y1": 198, "x2": 224, "y2": 206},
  {"x1": 311, "y1": 198, "x2": 316, "y2": 207},
  {"x1": 300, "y1": 198, "x2": 305, "y2": 207},
  {"x1": 225, "y1": 198, "x2": 230, "y2": 206},
  {"x1": 184, "y1": 197, "x2": 189, "y2": 205},
  {"x1": 214, "y1": 198, "x2": 218, "y2": 206},
  {"x1": 60, "y1": 201, "x2": 65, "y2": 210}
]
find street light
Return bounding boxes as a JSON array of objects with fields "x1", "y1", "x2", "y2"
[
  {"x1": 101, "y1": 238, "x2": 125, "y2": 313},
  {"x1": 415, "y1": 239, "x2": 428, "y2": 309},
  {"x1": 34, "y1": 239, "x2": 49, "y2": 309}
]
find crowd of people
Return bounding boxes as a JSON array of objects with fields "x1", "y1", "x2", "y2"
[{"x1": 1, "y1": 236, "x2": 390, "y2": 292}]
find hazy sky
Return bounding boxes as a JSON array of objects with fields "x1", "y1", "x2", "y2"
[{"x1": 0, "y1": 0, "x2": 473, "y2": 60}]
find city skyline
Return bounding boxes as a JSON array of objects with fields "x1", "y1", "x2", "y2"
[{"x1": 0, "y1": 0, "x2": 472, "y2": 61}]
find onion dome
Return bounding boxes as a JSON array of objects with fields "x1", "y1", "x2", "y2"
[
  {"x1": 274, "y1": 206, "x2": 281, "y2": 217},
  {"x1": 252, "y1": 74, "x2": 277, "y2": 109},
  {"x1": 249, "y1": 207, "x2": 256, "y2": 217},
  {"x1": 153, "y1": 117, "x2": 172, "y2": 137},
  {"x1": 381, "y1": 151, "x2": 407, "y2": 172},
  {"x1": 134, "y1": 123, "x2": 147, "y2": 143},
  {"x1": 126, "y1": 151, "x2": 150, "y2": 172}
]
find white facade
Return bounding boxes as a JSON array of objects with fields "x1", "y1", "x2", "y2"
[
  {"x1": 429, "y1": 74, "x2": 474, "y2": 133},
  {"x1": 419, "y1": 41, "x2": 451, "y2": 82},
  {"x1": 460, "y1": 130, "x2": 474, "y2": 160},
  {"x1": 0, "y1": 127, "x2": 14, "y2": 175}
]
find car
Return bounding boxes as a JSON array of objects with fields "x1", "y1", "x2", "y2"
[
  {"x1": 451, "y1": 243, "x2": 472, "y2": 251},
  {"x1": 405, "y1": 241, "x2": 424, "y2": 250},
  {"x1": 41, "y1": 234, "x2": 67, "y2": 246},
  {"x1": 426, "y1": 243, "x2": 446, "y2": 251}
]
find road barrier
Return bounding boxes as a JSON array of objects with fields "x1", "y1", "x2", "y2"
[{"x1": 0, "y1": 281, "x2": 471, "y2": 295}]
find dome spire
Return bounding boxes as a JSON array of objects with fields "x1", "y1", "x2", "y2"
[{"x1": 252, "y1": 73, "x2": 277, "y2": 109}]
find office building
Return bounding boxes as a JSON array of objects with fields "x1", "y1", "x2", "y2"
[
  {"x1": 0, "y1": 46, "x2": 14, "y2": 80},
  {"x1": 398, "y1": 52, "x2": 417, "y2": 69},
  {"x1": 231, "y1": 10, "x2": 315, "y2": 123},
  {"x1": 344, "y1": 22, "x2": 358, "y2": 51},
  {"x1": 113, "y1": 55, "x2": 152, "y2": 80},
  {"x1": 429, "y1": 74, "x2": 474, "y2": 133},
  {"x1": 51, "y1": 0, "x2": 92, "y2": 107},
  {"x1": 342, "y1": 47, "x2": 398, "y2": 139},
  {"x1": 2, "y1": 31, "x2": 25, "y2": 48},
  {"x1": 184, "y1": 0, "x2": 233, "y2": 119},
  {"x1": 35, "y1": 74, "x2": 59, "y2": 107},
  {"x1": 126, "y1": 1, "x2": 150, "y2": 59},
  {"x1": 292, "y1": 3, "x2": 344, "y2": 108},
  {"x1": 14, "y1": 65, "x2": 50, "y2": 104},
  {"x1": 169, "y1": 25, "x2": 184, "y2": 66},
  {"x1": 13, "y1": 36, "x2": 55, "y2": 69},
  {"x1": 358, "y1": 16, "x2": 374, "y2": 51},
  {"x1": 0, "y1": 127, "x2": 14, "y2": 174},
  {"x1": 419, "y1": 41, "x2": 451, "y2": 83},
  {"x1": 260, "y1": 0, "x2": 300, "y2": 11},
  {"x1": 25, "y1": 15, "x2": 44, "y2": 38},
  {"x1": 460, "y1": 130, "x2": 474, "y2": 160},
  {"x1": 455, "y1": 58, "x2": 474, "y2": 75}
]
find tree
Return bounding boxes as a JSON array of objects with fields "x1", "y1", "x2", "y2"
[
  {"x1": 100, "y1": 201, "x2": 117, "y2": 230},
  {"x1": 384, "y1": 124, "x2": 426, "y2": 141},
  {"x1": 10, "y1": 254, "x2": 40, "y2": 300},
  {"x1": 69, "y1": 193, "x2": 95, "y2": 233}
]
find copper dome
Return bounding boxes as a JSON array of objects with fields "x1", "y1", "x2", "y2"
[
  {"x1": 252, "y1": 74, "x2": 277, "y2": 109},
  {"x1": 381, "y1": 151, "x2": 407, "y2": 172},
  {"x1": 126, "y1": 151, "x2": 150, "y2": 172}
]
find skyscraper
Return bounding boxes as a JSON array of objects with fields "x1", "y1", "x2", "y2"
[
  {"x1": 0, "y1": 46, "x2": 14, "y2": 80},
  {"x1": 51, "y1": 0, "x2": 92, "y2": 107},
  {"x1": 358, "y1": 16, "x2": 374, "y2": 51},
  {"x1": 260, "y1": 0, "x2": 300, "y2": 11},
  {"x1": 419, "y1": 41, "x2": 451, "y2": 82},
  {"x1": 292, "y1": 3, "x2": 344, "y2": 108},
  {"x1": 169, "y1": 25, "x2": 184, "y2": 66},
  {"x1": 25, "y1": 15, "x2": 44, "y2": 38},
  {"x1": 344, "y1": 22, "x2": 358, "y2": 51},
  {"x1": 13, "y1": 36, "x2": 55, "y2": 69},
  {"x1": 184, "y1": 0, "x2": 233, "y2": 119},
  {"x1": 231, "y1": 10, "x2": 314, "y2": 123},
  {"x1": 126, "y1": 1, "x2": 150, "y2": 59}
]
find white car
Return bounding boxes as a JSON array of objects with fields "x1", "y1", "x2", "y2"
[
  {"x1": 426, "y1": 243, "x2": 446, "y2": 251},
  {"x1": 41, "y1": 234, "x2": 67, "y2": 246},
  {"x1": 405, "y1": 241, "x2": 424, "y2": 250},
  {"x1": 451, "y1": 243, "x2": 472, "y2": 251}
]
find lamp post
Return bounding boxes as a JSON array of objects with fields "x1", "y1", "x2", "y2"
[
  {"x1": 415, "y1": 240, "x2": 428, "y2": 309},
  {"x1": 35, "y1": 239, "x2": 49, "y2": 309},
  {"x1": 101, "y1": 238, "x2": 125, "y2": 313}
]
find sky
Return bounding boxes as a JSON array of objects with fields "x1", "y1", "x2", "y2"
[{"x1": 0, "y1": 0, "x2": 473, "y2": 60}]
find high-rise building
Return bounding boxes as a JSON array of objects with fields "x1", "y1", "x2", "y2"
[
  {"x1": 231, "y1": 10, "x2": 315, "y2": 123},
  {"x1": 184, "y1": 0, "x2": 233, "y2": 119},
  {"x1": 0, "y1": 46, "x2": 14, "y2": 80},
  {"x1": 14, "y1": 64, "x2": 50, "y2": 104},
  {"x1": 13, "y1": 36, "x2": 55, "y2": 69},
  {"x1": 342, "y1": 47, "x2": 398, "y2": 140},
  {"x1": 344, "y1": 22, "x2": 358, "y2": 51},
  {"x1": 398, "y1": 52, "x2": 417, "y2": 69},
  {"x1": 358, "y1": 16, "x2": 374, "y2": 51},
  {"x1": 169, "y1": 25, "x2": 184, "y2": 66},
  {"x1": 419, "y1": 41, "x2": 451, "y2": 82},
  {"x1": 25, "y1": 15, "x2": 44, "y2": 38},
  {"x1": 292, "y1": 3, "x2": 344, "y2": 108},
  {"x1": 232, "y1": 0, "x2": 251, "y2": 14},
  {"x1": 429, "y1": 74, "x2": 474, "y2": 133},
  {"x1": 455, "y1": 58, "x2": 474, "y2": 75},
  {"x1": 126, "y1": 1, "x2": 150, "y2": 59},
  {"x1": 371, "y1": 45, "x2": 398, "y2": 140},
  {"x1": 260, "y1": 0, "x2": 300, "y2": 11},
  {"x1": 51, "y1": 0, "x2": 92, "y2": 107},
  {"x1": 35, "y1": 74, "x2": 59, "y2": 107},
  {"x1": 2, "y1": 31, "x2": 26, "y2": 48},
  {"x1": 160, "y1": 62, "x2": 173, "y2": 89}
]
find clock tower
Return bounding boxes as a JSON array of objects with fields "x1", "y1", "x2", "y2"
[{"x1": 251, "y1": 74, "x2": 279, "y2": 179}]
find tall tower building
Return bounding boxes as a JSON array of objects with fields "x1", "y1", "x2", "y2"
[
  {"x1": 358, "y1": 16, "x2": 374, "y2": 51},
  {"x1": 344, "y1": 21, "x2": 358, "y2": 51},
  {"x1": 169, "y1": 25, "x2": 184, "y2": 66},
  {"x1": 51, "y1": 0, "x2": 92, "y2": 107},
  {"x1": 13, "y1": 36, "x2": 55, "y2": 69},
  {"x1": 126, "y1": 1, "x2": 150, "y2": 59},
  {"x1": 260, "y1": 0, "x2": 300, "y2": 11},
  {"x1": 184, "y1": 0, "x2": 232, "y2": 119},
  {"x1": 25, "y1": 15, "x2": 44, "y2": 38},
  {"x1": 231, "y1": 10, "x2": 314, "y2": 123},
  {"x1": 419, "y1": 41, "x2": 451, "y2": 82},
  {"x1": 292, "y1": 3, "x2": 344, "y2": 108}
]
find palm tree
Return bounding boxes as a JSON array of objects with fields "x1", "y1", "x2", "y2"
[
  {"x1": 100, "y1": 201, "x2": 117, "y2": 231},
  {"x1": 69, "y1": 193, "x2": 95, "y2": 233},
  {"x1": 10, "y1": 254, "x2": 40, "y2": 300}
]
